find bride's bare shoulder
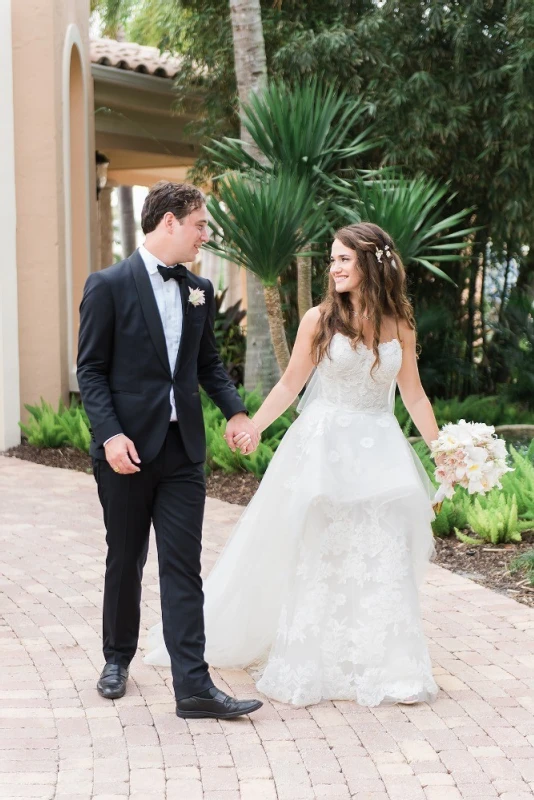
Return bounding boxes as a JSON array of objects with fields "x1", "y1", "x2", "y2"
[
  {"x1": 299, "y1": 305, "x2": 322, "y2": 334},
  {"x1": 395, "y1": 317, "x2": 416, "y2": 338}
]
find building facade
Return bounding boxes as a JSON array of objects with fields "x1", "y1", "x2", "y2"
[{"x1": 0, "y1": 1, "x2": 243, "y2": 451}]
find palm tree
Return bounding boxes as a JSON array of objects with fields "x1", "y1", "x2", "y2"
[
  {"x1": 118, "y1": 186, "x2": 137, "y2": 258},
  {"x1": 228, "y1": 0, "x2": 280, "y2": 395},
  {"x1": 332, "y1": 174, "x2": 480, "y2": 283},
  {"x1": 206, "y1": 173, "x2": 326, "y2": 372},
  {"x1": 208, "y1": 78, "x2": 378, "y2": 318}
]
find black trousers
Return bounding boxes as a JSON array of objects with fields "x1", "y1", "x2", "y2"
[{"x1": 93, "y1": 423, "x2": 214, "y2": 700}]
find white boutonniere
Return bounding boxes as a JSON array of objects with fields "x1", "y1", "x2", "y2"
[{"x1": 188, "y1": 287, "x2": 206, "y2": 307}]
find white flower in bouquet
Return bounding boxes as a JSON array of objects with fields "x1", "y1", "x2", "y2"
[{"x1": 430, "y1": 420, "x2": 513, "y2": 507}]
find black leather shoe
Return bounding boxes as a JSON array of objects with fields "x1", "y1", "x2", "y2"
[
  {"x1": 97, "y1": 664, "x2": 129, "y2": 699},
  {"x1": 176, "y1": 687, "x2": 263, "y2": 719}
]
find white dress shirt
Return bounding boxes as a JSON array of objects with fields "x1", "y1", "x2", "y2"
[
  {"x1": 138, "y1": 244, "x2": 183, "y2": 421},
  {"x1": 104, "y1": 245, "x2": 184, "y2": 446}
]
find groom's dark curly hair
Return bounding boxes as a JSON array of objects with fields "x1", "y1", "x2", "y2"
[{"x1": 141, "y1": 181, "x2": 205, "y2": 234}]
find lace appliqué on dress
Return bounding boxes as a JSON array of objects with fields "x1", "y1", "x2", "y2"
[{"x1": 256, "y1": 499, "x2": 437, "y2": 707}]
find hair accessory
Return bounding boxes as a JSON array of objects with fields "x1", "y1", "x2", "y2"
[
  {"x1": 384, "y1": 244, "x2": 397, "y2": 270},
  {"x1": 375, "y1": 247, "x2": 383, "y2": 263}
]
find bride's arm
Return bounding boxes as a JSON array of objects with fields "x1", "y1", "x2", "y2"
[
  {"x1": 396, "y1": 322, "x2": 440, "y2": 450},
  {"x1": 250, "y1": 307, "x2": 320, "y2": 434}
]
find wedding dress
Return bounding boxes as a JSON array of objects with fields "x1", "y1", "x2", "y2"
[{"x1": 144, "y1": 334, "x2": 439, "y2": 707}]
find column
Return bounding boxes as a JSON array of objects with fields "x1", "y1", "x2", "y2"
[{"x1": 0, "y1": 0, "x2": 21, "y2": 450}]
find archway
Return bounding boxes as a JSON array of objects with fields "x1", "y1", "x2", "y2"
[{"x1": 63, "y1": 27, "x2": 91, "y2": 392}]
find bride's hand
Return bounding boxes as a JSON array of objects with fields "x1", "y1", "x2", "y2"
[
  {"x1": 232, "y1": 423, "x2": 260, "y2": 455},
  {"x1": 224, "y1": 416, "x2": 260, "y2": 455},
  {"x1": 233, "y1": 433, "x2": 254, "y2": 454}
]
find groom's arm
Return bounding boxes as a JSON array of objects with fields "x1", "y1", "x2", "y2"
[
  {"x1": 77, "y1": 272, "x2": 124, "y2": 447},
  {"x1": 196, "y1": 279, "x2": 247, "y2": 420}
]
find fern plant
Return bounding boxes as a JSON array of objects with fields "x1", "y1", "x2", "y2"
[
  {"x1": 434, "y1": 495, "x2": 471, "y2": 538},
  {"x1": 202, "y1": 387, "x2": 294, "y2": 479},
  {"x1": 460, "y1": 494, "x2": 530, "y2": 545},
  {"x1": 500, "y1": 446, "x2": 534, "y2": 520},
  {"x1": 410, "y1": 438, "x2": 534, "y2": 539},
  {"x1": 20, "y1": 399, "x2": 68, "y2": 448},
  {"x1": 58, "y1": 413, "x2": 91, "y2": 453}
]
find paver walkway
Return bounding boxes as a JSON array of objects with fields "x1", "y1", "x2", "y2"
[{"x1": 1, "y1": 454, "x2": 534, "y2": 800}]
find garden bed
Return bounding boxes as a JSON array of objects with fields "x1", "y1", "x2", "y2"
[{"x1": 4, "y1": 443, "x2": 534, "y2": 608}]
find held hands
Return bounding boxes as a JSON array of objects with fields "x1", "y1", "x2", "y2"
[
  {"x1": 104, "y1": 434, "x2": 141, "y2": 474},
  {"x1": 224, "y1": 413, "x2": 261, "y2": 456}
]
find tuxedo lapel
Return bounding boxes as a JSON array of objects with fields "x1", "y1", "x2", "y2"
[{"x1": 129, "y1": 251, "x2": 171, "y2": 377}]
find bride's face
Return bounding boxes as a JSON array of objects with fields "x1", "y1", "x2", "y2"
[{"x1": 329, "y1": 239, "x2": 361, "y2": 293}]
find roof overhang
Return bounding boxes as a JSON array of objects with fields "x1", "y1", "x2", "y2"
[{"x1": 92, "y1": 63, "x2": 204, "y2": 187}]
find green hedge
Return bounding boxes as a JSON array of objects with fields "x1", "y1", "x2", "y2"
[{"x1": 396, "y1": 394, "x2": 533, "y2": 434}]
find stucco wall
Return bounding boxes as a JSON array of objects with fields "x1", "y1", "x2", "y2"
[{"x1": 11, "y1": 0, "x2": 96, "y2": 421}]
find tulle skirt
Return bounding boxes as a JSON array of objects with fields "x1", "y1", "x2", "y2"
[{"x1": 145, "y1": 399, "x2": 439, "y2": 707}]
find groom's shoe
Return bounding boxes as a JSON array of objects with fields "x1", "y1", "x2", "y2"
[
  {"x1": 97, "y1": 664, "x2": 129, "y2": 699},
  {"x1": 176, "y1": 687, "x2": 263, "y2": 719}
]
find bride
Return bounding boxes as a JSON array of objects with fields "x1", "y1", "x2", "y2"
[{"x1": 145, "y1": 222, "x2": 442, "y2": 707}]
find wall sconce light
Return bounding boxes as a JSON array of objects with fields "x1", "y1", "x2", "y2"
[{"x1": 95, "y1": 150, "x2": 110, "y2": 199}]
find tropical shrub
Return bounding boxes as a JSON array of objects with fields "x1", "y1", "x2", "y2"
[
  {"x1": 500, "y1": 446, "x2": 534, "y2": 521},
  {"x1": 510, "y1": 550, "x2": 534, "y2": 587},
  {"x1": 20, "y1": 398, "x2": 88, "y2": 451},
  {"x1": 202, "y1": 388, "x2": 294, "y2": 479},
  {"x1": 455, "y1": 494, "x2": 528, "y2": 546},
  {"x1": 396, "y1": 394, "x2": 533, "y2": 434},
  {"x1": 413, "y1": 439, "x2": 534, "y2": 541},
  {"x1": 19, "y1": 396, "x2": 534, "y2": 539},
  {"x1": 19, "y1": 391, "x2": 294, "y2": 479},
  {"x1": 214, "y1": 289, "x2": 246, "y2": 387}
]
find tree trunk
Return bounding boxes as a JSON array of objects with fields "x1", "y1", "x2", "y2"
[
  {"x1": 297, "y1": 250, "x2": 313, "y2": 319},
  {"x1": 118, "y1": 185, "x2": 137, "y2": 258},
  {"x1": 229, "y1": 0, "x2": 279, "y2": 396},
  {"x1": 499, "y1": 241, "x2": 512, "y2": 324},
  {"x1": 263, "y1": 284, "x2": 290, "y2": 373},
  {"x1": 515, "y1": 243, "x2": 534, "y2": 302},
  {"x1": 464, "y1": 250, "x2": 480, "y2": 397},
  {"x1": 98, "y1": 185, "x2": 114, "y2": 270},
  {"x1": 479, "y1": 243, "x2": 487, "y2": 351}
]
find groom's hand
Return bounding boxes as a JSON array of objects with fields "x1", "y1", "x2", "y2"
[
  {"x1": 224, "y1": 414, "x2": 260, "y2": 455},
  {"x1": 104, "y1": 434, "x2": 141, "y2": 474}
]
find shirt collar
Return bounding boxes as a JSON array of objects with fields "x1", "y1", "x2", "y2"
[{"x1": 138, "y1": 244, "x2": 169, "y2": 276}]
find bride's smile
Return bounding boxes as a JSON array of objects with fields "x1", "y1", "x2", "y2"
[{"x1": 329, "y1": 238, "x2": 361, "y2": 293}]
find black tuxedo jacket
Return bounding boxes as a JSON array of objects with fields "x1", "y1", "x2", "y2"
[{"x1": 76, "y1": 250, "x2": 247, "y2": 463}]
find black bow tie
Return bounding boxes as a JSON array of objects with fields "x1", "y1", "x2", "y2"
[{"x1": 157, "y1": 263, "x2": 188, "y2": 282}]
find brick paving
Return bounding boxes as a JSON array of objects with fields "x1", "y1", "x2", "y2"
[{"x1": 1, "y1": 454, "x2": 534, "y2": 800}]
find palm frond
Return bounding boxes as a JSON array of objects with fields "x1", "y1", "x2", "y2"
[
  {"x1": 206, "y1": 173, "x2": 328, "y2": 285},
  {"x1": 334, "y1": 173, "x2": 480, "y2": 285},
  {"x1": 207, "y1": 77, "x2": 378, "y2": 184}
]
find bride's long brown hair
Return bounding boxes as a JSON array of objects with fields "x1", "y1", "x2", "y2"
[{"x1": 312, "y1": 222, "x2": 416, "y2": 372}]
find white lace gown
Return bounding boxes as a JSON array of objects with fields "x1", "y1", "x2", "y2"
[{"x1": 144, "y1": 334, "x2": 439, "y2": 707}]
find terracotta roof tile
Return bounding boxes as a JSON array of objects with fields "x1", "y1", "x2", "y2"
[{"x1": 90, "y1": 38, "x2": 182, "y2": 79}]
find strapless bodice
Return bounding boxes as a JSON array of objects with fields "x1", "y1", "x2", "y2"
[{"x1": 316, "y1": 334, "x2": 402, "y2": 413}]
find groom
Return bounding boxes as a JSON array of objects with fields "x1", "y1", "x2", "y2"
[{"x1": 77, "y1": 181, "x2": 262, "y2": 719}]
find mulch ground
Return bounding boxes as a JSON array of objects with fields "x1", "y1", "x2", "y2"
[{"x1": 4, "y1": 443, "x2": 534, "y2": 608}]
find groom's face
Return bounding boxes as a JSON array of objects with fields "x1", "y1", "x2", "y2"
[{"x1": 171, "y1": 205, "x2": 210, "y2": 263}]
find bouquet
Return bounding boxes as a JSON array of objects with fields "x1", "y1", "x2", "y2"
[{"x1": 430, "y1": 420, "x2": 513, "y2": 511}]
